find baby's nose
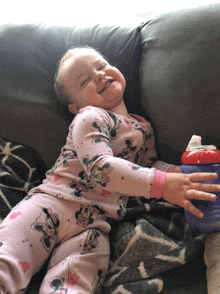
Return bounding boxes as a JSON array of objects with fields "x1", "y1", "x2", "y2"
[{"x1": 95, "y1": 71, "x2": 106, "y2": 82}]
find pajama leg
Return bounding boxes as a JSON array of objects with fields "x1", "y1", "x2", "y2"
[
  {"x1": 0, "y1": 194, "x2": 59, "y2": 294},
  {"x1": 39, "y1": 229, "x2": 110, "y2": 294},
  {"x1": 204, "y1": 232, "x2": 220, "y2": 293}
]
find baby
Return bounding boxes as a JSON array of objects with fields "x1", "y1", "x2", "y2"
[{"x1": 0, "y1": 47, "x2": 219, "y2": 294}]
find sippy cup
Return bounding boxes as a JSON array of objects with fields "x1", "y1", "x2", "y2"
[{"x1": 181, "y1": 135, "x2": 220, "y2": 231}]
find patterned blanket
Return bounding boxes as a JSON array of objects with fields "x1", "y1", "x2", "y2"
[
  {"x1": 101, "y1": 197, "x2": 206, "y2": 293},
  {"x1": 0, "y1": 138, "x2": 206, "y2": 294},
  {"x1": 0, "y1": 138, "x2": 47, "y2": 223}
]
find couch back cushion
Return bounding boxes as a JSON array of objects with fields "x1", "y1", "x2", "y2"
[
  {"x1": 139, "y1": 3, "x2": 220, "y2": 164},
  {"x1": 0, "y1": 24, "x2": 141, "y2": 168}
]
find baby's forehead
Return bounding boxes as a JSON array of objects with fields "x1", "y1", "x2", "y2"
[
  {"x1": 69, "y1": 49, "x2": 103, "y2": 61},
  {"x1": 58, "y1": 50, "x2": 106, "y2": 81},
  {"x1": 62, "y1": 50, "x2": 105, "y2": 69}
]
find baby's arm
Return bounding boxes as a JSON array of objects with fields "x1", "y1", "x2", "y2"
[
  {"x1": 72, "y1": 107, "x2": 220, "y2": 217},
  {"x1": 73, "y1": 108, "x2": 162, "y2": 198},
  {"x1": 170, "y1": 166, "x2": 182, "y2": 173}
]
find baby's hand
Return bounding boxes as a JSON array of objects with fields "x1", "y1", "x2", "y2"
[{"x1": 163, "y1": 172, "x2": 220, "y2": 218}]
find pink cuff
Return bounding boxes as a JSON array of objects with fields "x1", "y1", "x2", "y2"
[
  {"x1": 150, "y1": 170, "x2": 166, "y2": 198},
  {"x1": 167, "y1": 165, "x2": 177, "y2": 173}
]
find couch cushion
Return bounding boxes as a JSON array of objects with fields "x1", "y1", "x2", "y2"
[
  {"x1": 0, "y1": 23, "x2": 142, "y2": 168},
  {"x1": 139, "y1": 3, "x2": 220, "y2": 164}
]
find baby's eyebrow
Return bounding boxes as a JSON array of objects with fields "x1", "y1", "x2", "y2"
[
  {"x1": 76, "y1": 74, "x2": 86, "y2": 81},
  {"x1": 95, "y1": 58, "x2": 108, "y2": 65}
]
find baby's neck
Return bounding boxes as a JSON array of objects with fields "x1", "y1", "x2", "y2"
[{"x1": 110, "y1": 100, "x2": 130, "y2": 118}]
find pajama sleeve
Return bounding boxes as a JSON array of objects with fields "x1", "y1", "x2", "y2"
[{"x1": 72, "y1": 107, "x2": 166, "y2": 199}]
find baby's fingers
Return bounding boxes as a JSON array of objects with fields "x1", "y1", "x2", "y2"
[
  {"x1": 183, "y1": 200, "x2": 204, "y2": 218},
  {"x1": 189, "y1": 172, "x2": 218, "y2": 182},
  {"x1": 193, "y1": 181, "x2": 220, "y2": 193},
  {"x1": 186, "y1": 190, "x2": 217, "y2": 201}
]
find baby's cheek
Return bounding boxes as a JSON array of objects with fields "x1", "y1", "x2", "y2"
[
  {"x1": 109, "y1": 82, "x2": 123, "y2": 97},
  {"x1": 85, "y1": 85, "x2": 100, "y2": 102}
]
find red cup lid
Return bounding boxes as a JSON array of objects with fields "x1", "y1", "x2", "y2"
[{"x1": 182, "y1": 147, "x2": 220, "y2": 164}]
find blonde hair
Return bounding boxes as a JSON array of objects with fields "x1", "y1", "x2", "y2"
[{"x1": 54, "y1": 46, "x2": 104, "y2": 105}]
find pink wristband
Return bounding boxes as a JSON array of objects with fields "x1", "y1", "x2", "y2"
[
  {"x1": 167, "y1": 165, "x2": 177, "y2": 173},
  {"x1": 150, "y1": 170, "x2": 166, "y2": 198}
]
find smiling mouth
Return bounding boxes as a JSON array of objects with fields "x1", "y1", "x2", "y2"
[{"x1": 98, "y1": 79, "x2": 115, "y2": 94}]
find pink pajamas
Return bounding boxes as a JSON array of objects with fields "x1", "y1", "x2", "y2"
[
  {"x1": 0, "y1": 106, "x2": 174, "y2": 293},
  {"x1": 0, "y1": 193, "x2": 109, "y2": 293}
]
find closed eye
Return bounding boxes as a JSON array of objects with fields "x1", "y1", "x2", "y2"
[
  {"x1": 99, "y1": 63, "x2": 107, "y2": 70},
  {"x1": 81, "y1": 78, "x2": 90, "y2": 87}
]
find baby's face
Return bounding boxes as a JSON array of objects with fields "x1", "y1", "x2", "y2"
[{"x1": 58, "y1": 50, "x2": 126, "y2": 113}]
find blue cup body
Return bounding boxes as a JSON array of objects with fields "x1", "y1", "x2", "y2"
[{"x1": 181, "y1": 163, "x2": 220, "y2": 231}]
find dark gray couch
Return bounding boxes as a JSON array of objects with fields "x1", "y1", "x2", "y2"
[{"x1": 1, "y1": 3, "x2": 220, "y2": 293}]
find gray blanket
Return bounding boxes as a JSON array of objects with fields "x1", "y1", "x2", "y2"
[{"x1": 101, "y1": 197, "x2": 206, "y2": 294}]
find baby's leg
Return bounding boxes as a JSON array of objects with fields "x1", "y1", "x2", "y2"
[
  {"x1": 0, "y1": 194, "x2": 58, "y2": 293},
  {"x1": 204, "y1": 232, "x2": 220, "y2": 293},
  {"x1": 39, "y1": 229, "x2": 110, "y2": 293}
]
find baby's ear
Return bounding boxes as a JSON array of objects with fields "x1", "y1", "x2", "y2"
[{"x1": 68, "y1": 103, "x2": 79, "y2": 114}]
